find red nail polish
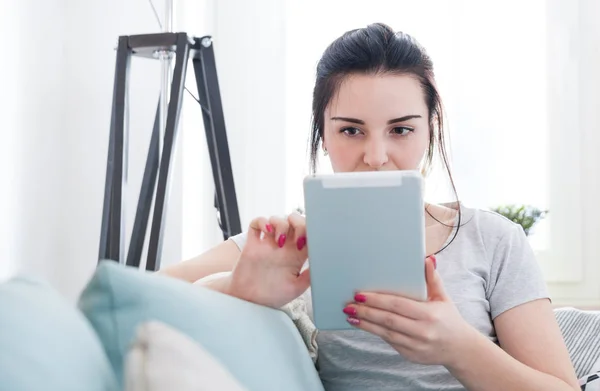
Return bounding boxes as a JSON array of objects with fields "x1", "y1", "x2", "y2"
[
  {"x1": 347, "y1": 317, "x2": 360, "y2": 326},
  {"x1": 431, "y1": 255, "x2": 437, "y2": 270},
  {"x1": 265, "y1": 224, "x2": 273, "y2": 233},
  {"x1": 278, "y1": 234, "x2": 286, "y2": 248},
  {"x1": 296, "y1": 236, "x2": 306, "y2": 250},
  {"x1": 343, "y1": 306, "x2": 357, "y2": 316},
  {"x1": 354, "y1": 294, "x2": 367, "y2": 303}
]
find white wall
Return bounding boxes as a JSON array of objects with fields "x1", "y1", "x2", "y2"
[
  {"x1": 178, "y1": 0, "x2": 288, "y2": 261},
  {"x1": 0, "y1": 0, "x2": 29, "y2": 281},
  {"x1": 177, "y1": 0, "x2": 221, "y2": 262},
  {"x1": 1, "y1": 0, "x2": 66, "y2": 284}
]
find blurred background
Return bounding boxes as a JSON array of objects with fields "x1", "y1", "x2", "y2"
[{"x1": 0, "y1": 0, "x2": 598, "y2": 308}]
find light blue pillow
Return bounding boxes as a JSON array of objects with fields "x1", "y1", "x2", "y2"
[
  {"x1": 78, "y1": 261, "x2": 324, "y2": 391},
  {"x1": 0, "y1": 277, "x2": 118, "y2": 391}
]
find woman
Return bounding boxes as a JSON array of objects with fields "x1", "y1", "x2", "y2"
[{"x1": 162, "y1": 23, "x2": 579, "y2": 390}]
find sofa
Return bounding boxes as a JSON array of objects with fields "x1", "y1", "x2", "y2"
[{"x1": 0, "y1": 260, "x2": 598, "y2": 391}]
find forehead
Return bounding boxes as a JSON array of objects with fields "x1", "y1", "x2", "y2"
[{"x1": 326, "y1": 73, "x2": 427, "y2": 119}]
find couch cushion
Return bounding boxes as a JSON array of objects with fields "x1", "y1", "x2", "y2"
[
  {"x1": 78, "y1": 261, "x2": 324, "y2": 391},
  {"x1": 0, "y1": 276, "x2": 118, "y2": 391},
  {"x1": 555, "y1": 307, "x2": 600, "y2": 378}
]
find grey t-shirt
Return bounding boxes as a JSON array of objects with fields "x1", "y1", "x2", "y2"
[{"x1": 229, "y1": 204, "x2": 550, "y2": 390}]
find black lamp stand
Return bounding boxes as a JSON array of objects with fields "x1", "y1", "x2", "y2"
[{"x1": 98, "y1": 32, "x2": 242, "y2": 271}]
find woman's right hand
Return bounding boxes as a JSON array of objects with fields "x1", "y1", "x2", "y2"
[{"x1": 228, "y1": 212, "x2": 310, "y2": 308}]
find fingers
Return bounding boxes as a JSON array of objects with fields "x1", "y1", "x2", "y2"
[
  {"x1": 344, "y1": 315, "x2": 414, "y2": 349},
  {"x1": 293, "y1": 267, "x2": 311, "y2": 296},
  {"x1": 344, "y1": 303, "x2": 423, "y2": 339},
  {"x1": 287, "y1": 212, "x2": 307, "y2": 250},
  {"x1": 268, "y1": 216, "x2": 289, "y2": 248},
  {"x1": 349, "y1": 292, "x2": 428, "y2": 320},
  {"x1": 425, "y1": 255, "x2": 448, "y2": 301},
  {"x1": 247, "y1": 213, "x2": 307, "y2": 251},
  {"x1": 247, "y1": 216, "x2": 272, "y2": 242}
]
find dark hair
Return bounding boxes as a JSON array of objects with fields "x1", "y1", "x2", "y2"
[{"x1": 308, "y1": 23, "x2": 461, "y2": 254}]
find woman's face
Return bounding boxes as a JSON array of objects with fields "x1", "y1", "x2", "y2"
[{"x1": 322, "y1": 73, "x2": 430, "y2": 172}]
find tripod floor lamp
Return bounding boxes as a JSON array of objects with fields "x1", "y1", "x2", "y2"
[{"x1": 98, "y1": 32, "x2": 242, "y2": 272}]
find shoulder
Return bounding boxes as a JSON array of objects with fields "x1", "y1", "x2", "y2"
[
  {"x1": 438, "y1": 203, "x2": 549, "y2": 319},
  {"x1": 453, "y1": 203, "x2": 528, "y2": 251},
  {"x1": 438, "y1": 202, "x2": 533, "y2": 270},
  {"x1": 456, "y1": 204, "x2": 545, "y2": 282},
  {"x1": 457, "y1": 203, "x2": 522, "y2": 232}
]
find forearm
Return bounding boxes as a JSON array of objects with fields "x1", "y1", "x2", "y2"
[
  {"x1": 160, "y1": 261, "x2": 227, "y2": 283},
  {"x1": 159, "y1": 240, "x2": 241, "y2": 283},
  {"x1": 195, "y1": 272, "x2": 233, "y2": 295},
  {"x1": 447, "y1": 329, "x2": 576, "y2": 391}
]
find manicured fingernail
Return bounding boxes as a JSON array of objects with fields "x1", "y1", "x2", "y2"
[
  {"x1": 347, "y1": 317, "x2": 360, "y2": 326},
  {"x1": 265, "y1": 224, "x2": 273, "y2": 233},
  {"x1": 296, "y1": 236, "x2": 306, "y2": 250},
  {"x1": 343, "y1": 306, "x2": 357, "y2": 316},
  {"x1": 431, "y1": 255, "x2": 437, "y2": 270},
  {"x1": 278, "y1": 234, "x2": 286, "y2": 248},
  {"x1": 354, "y1": 294, "x2": 367, "y2": 303}
]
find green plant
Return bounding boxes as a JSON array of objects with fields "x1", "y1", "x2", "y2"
[{"x1": 490, "y1": 204, "x2": 548, "y2": 236}]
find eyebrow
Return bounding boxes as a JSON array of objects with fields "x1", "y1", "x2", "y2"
[{"x1": 330, "y1": 115, "x2": 422, "y2": 125}]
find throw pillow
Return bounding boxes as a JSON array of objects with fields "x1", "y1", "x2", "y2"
[{"x1": 124, "y1": 321, "x2": 247, "y2": 391}]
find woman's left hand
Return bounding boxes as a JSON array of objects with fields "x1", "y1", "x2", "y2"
[{"x1": 344, "y1": 256, "x2": 476, "y2": 367}]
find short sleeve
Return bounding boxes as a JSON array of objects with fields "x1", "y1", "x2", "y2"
[
  {"x1": 486, "y1": 223, "x2": 551, "y2": 320},
  {"x1": 228, "y1": 232, "x2": 249, "y2": 252}
]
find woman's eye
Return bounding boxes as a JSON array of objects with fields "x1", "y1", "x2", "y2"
[
  {"x1": 341, "y1": 127, "x2": 361, "y2": 136},
  {"x1": 391, "y1": 127, "x2": 413, "y2": 136}
]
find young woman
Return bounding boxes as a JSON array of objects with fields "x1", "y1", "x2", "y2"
[{"x1": 162, "y1": 23, "x2": 579, "y2": 391}]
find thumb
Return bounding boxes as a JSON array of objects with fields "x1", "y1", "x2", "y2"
[
  {"x1": 247, "y1": 216, "x2": 270, "y2": 245},
  {"x1": 425, "y1": 255, "x2": 448, "y2": 301},
  {"x1": 293, "y1": 267, "x2": 311, "y2": 297}
]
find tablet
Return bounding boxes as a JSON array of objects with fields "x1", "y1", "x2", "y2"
[{"x1": 303, "y1": 170, "x2": 427, "y2": 330}]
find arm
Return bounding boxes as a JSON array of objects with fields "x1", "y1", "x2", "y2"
[
  {"x1": 159, "y1": 239, "x2": 241, "y2": 283},
  {"x1": 447, "y1": 298, "x2": 580, "y2": 391},
  {"x1": 195, "y1": 272, "x2": 235, "y2": 295}
]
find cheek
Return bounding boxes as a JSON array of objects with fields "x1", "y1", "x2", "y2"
[
  {"x1": 390, "y1": 133, "x2": 430, "y2": 166},
  {"x1": 389, "y1": 147, "x2": 423, "y2": 167},
  {"x1": 328, "y1": 142, "x2": 360, "y2": 171}
]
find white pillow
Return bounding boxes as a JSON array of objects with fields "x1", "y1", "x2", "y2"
[{"x1": 124, "y1": 321, "x2": 248, "y2": 391}]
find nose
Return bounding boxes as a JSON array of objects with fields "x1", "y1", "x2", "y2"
[{"x1": 363, "y1": 137, "x2": 389, "y2": 169}]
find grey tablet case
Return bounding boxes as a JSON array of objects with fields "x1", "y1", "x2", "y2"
[{"x1": 303, "y1": 170, "x2": 427, "y2": 330}]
